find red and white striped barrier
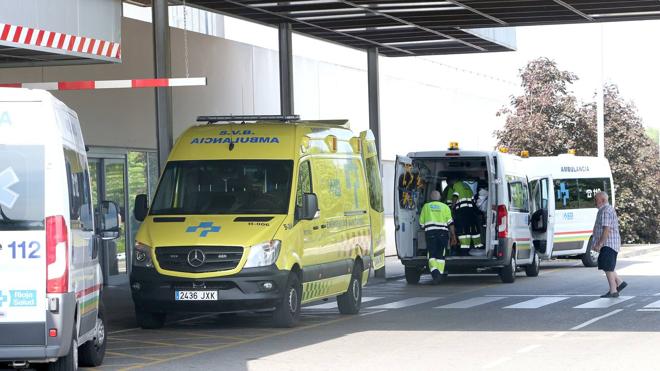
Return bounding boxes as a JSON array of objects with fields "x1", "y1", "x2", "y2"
[
  {"x1": 0, "y1": 22, "x2": 121, "y2": 61},
  {"x1": 0, "y1": 77, "x2": 207, "y2": 91}
]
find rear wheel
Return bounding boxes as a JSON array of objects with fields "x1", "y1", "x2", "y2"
[
  {"x1": 48, "y1": 331, "x2": 77, "y2": 371},
  {"x1": 272, "y1": 273, "x2": 301, "y2": 328},
  {"x1": 404, "y1": 266, "x2": 421, "y2": 285},
  {"x1": 337, "y1": 263, "x2": 363, "y2": 315},
  {"x1": 78, "y1": 304, "x2": 107, "y2": 367},
  {"x1": 525, "y1": 252, "x2": 540, "y2": 277},
  {"x1": 499, "y1": 254, "x2": 517, "y2": 283},
  {"x1": 582, "y1": 239, "x2": 599, "y2": 267},
  {"x1": 135, "y1": 310, "x2": 166, "y2": 329}
]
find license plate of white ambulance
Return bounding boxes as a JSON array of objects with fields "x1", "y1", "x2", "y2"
[{"x1": 175, "y1": 290, "x2": 218, "y2": 301}]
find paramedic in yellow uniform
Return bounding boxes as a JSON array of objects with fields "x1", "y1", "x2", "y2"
[
  {"x1": 419, "y1": 190, "x2": 457, "y2": 283},
  {"x1": 445, "y1": 176, "x2": 483, "y2": 255}
]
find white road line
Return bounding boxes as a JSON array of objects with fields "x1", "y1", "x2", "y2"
[
  {"x1": 517, "y1": 344, "x2": 541, "y2": 354},
  {"x1": 550, "y1": 332, "x2": 568, "y2": 339},
  {"x1": 638, "y1": 309, "x2": 660, "y2": 312},
  {"x1": 360, "y1": 309, "x2": 387, "y2": 316},
  {"x1": 436, "y1": 296, "x2": 506, "y2": 309},
  {"x1": 485, "y1": 294, "x2": 597, "y2": 297},
  {"x1": 570, "y1": 309, "x2": 623, "y2": 330},
  {"x1": 483, "y1": 357, "x2": 512, "y2": 369},
  {"x1": 654, "y1": 293, "x2": 660, "y2": 297},
  {"x1": 573, "y1": 296, "x2": 633, "y2": 309},
  {"x1": 305, "y1": 297, "x2": 382, "y2": 310},
  {"x1": 369, "y1": 297, "x2": 439, "y2": 309},
  {"x1": 504, "y1": 296, "x2": 570, "y2": 309},
  {"x1": 644, "y1": 299, "x2": 660, "y2": 308}
]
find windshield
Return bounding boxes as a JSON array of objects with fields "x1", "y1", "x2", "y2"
[
  {"x1": 151, "y1": 160, "x2": 294, "y2": 215},
  {"x1": 0, "y1": 145, "x2": 45, "y2": 230}
]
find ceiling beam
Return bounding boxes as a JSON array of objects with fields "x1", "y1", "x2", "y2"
[
  {"x1": 444, "y1": 0, "x2": 508, "y2": 25},
  {"x1": 552, "y1": 0, "x2": 594, "y2": 21}
]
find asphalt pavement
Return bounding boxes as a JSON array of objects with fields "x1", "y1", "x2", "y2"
[{"x1": 90, "y1": 247, "x2": 660, "y2": 371}]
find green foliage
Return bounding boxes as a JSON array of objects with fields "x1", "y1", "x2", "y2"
[{"x1": 497, "y1": 58, "x2": 660, "y2": 243}]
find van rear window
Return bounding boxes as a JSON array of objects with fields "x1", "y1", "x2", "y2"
[
  {"x1": 0, "y1": 145, "x2": 45, "y2": 230},
  {"x1": 151, "y1": 160, "x2": 293, "y2": 215}
]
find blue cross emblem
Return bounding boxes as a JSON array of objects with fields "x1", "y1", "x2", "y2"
[
  {"x1": 557, "y1": 182, "x2": 570, "y2": 207},
  {"x1": 0, "y1": 291, "x2": 8, "y2": 307},
  {"x1": 186, "y1": 222, "x2": 221, "y2": 237}
]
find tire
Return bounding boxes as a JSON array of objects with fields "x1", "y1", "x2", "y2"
[
  {"x1": 48, "y1": 331, "x2": 78, "y2": 371},
  {"x1": 525, "y1": 251, "x2": 540, "y2": 277},
  {"x1": 337, "y1": 263, "x2": 363, "y2": 315},
  {"x1": 404, "y1": 266, "x2": 421, "y2": 285},
  {"x1": 499, "y1": 254, "x2": 517, "y2": 284},
  {"x1": 272, "y1": 273, "x2": 302, "y2": 328},
  {"x1": 135, "y1": 310, "x2": 166, "y2": 329},
  {"x1": 78, "y1": 304, "x2": 107, "y2": 367},
  {"x1": 582, "y1": 240, "x2": 599, "y2": 267}
]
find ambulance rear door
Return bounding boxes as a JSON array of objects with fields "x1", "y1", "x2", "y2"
[
  {"x1": 359, "y1": 130, "x2": 386, "y2": 271},
  {"x1": 529, "y1": 175, "x2": 556, "y2": 259},
  {"x1": 0, "y1": 100, "x2": 48, "y2": 348},
  {"x1": 394, "y1": 155, "x2": 415, "y2": 259}
]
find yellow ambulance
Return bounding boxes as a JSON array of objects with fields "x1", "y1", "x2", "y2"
[{"x1": 131, "y1": 116, "x2": 385, "y2": 328}]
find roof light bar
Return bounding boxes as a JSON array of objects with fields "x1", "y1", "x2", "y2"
[{"x1": 197, "y1": 115, "x2": 300, "y2": 123}]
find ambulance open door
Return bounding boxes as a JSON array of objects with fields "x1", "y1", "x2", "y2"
[
  {"x1": 394, "y1": 155, "x2": 415, "y2": 259},
  {"x1": 529, "y1": 176, "x2": 556, "y2": 259},
  {"x1": 359, "y1": 130, "x2": 386, "y2": 272}
]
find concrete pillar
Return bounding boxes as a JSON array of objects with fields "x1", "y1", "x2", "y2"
[
  {"x1": 152, "y1": 0, "x2": 173, "y2": 172},
  {"x1": 278, "y1": 23, "x2": 294, "y2": 116}
]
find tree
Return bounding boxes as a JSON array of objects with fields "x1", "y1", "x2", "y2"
[{"x1": 497, "y1": 58, "x2": 660, "y2": 243}]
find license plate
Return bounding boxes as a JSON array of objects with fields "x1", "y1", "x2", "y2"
[{"x1": 175, "y1": 290, "x2": 218, "y2": 301}]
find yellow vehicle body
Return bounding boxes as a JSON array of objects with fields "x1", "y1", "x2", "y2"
[{"x1": 130, "y1": 120, "x2": 384, "y2": 325}]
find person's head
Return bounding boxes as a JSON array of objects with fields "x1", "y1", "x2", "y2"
[
  {"x1": 595, "y1": 191, "x2": 609, "y2": 208},
  {"x1": 430, "y1": 190, "x2": 441, "y2": 201}
]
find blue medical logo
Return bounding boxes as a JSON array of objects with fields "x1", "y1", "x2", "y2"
[
  {"x1": 0, "y1": 167, "x2": 20, "y2": 209},
  {"x1": 557, "y1": 182, "x2": 570, "y2": 207},
  {"x1": 186, "y1": 222, "x2": 221, "y2": 237},
  {"x1": 0, "y1": 291, "x2": 7, "y2": 308}
]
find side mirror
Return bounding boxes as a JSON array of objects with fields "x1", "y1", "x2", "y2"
[
  {"x1": 134, "y1": 194, "x2": 149, "y2": 222},
  {"x1": 99, "y1": 201, "x2": 121, "y2": 240},
  {"x1": 301, "y1": 193, "x2": 319, "y2": 221}
]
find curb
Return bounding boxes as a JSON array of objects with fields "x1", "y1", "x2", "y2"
[{"x1": 620, "y1": 244, "x2": 660, "y2": 259}]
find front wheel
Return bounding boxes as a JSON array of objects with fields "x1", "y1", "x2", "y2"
[
  {"x1": 582, "y1": 239, "x2": 599, "y2": 267},
  {"x1": 337, "y1": 264, "x2": 363, "y2": 315},
  {"x1": 272, "y1": 273, "x2": 302, "y2": 328},
  {"x1": 499, "y1": 254, "x2": 517, "y2": 284},
  {"x1": 404, "y1": 266, "x2": 421, "y2": 285},
  {"x1": 78, "y1": 304, "x2": 107, "y2": 367},
  {"x1": 525, "y1": 252, "x2": 540, "y2": 277}
]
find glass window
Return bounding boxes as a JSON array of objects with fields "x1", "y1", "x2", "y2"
[
  {"x1": 0, "y1": 145, "x2": 45, "y2": 230},
  {"x1": 530, "y1": 178, "x2": 550, "y2": 211},
  {"x1": 128, "y1": 151, "x2": 149, "y2": 247},
  {"x1": 508, "y1": 181, "x2": 529, "y2": 212},
  {"x1": 365, "y1": 156, "x2": 384, "y2": 212},
  {"x1": 151, "y1": 160, "x2": 293, "y2": 215},
  {"x1": 296, "y1": 161, "x2": 312, "y2": 208},
  {"x1": 554, "y1": 179, "x2": 580, "y2": 210},
  {"x1": 578, "y1": 178, "x2": 612, "y2": 206},
  {"x1": 64, "y1": 148, "x2": 94, "y2": 232}
]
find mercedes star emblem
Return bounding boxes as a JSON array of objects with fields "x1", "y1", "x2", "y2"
[{"x1": 187, "y1": 249, "x2": 206, "y2": 268}]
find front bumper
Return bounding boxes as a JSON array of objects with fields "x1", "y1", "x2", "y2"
[{"x1": 130, "y1": 265, "x2": 290, "y2": 313}]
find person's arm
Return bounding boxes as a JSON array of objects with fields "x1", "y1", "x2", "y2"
[
  {"x1": 449, "y1": 224, "x2": 457, "y2": 246},
  {"x1": 593, "y1": 226, "x2": 610, "y2": 252}
]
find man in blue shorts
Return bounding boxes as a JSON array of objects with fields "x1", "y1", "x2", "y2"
[{"x1": 591, "y1": 191, "x2": 627, "y2": 298}]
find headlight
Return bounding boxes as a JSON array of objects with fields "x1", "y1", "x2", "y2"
[
  {"x1": 133, "y1": 242, "x2": 154, "y2": 268},
  {"x1": 244, "y1": 240, "x2": 281, "y2": 268}
]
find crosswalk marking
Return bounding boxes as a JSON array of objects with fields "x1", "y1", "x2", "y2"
[
  {"x1": 369, "y1": 297, "x2": 439, "y2": 309},
  {"x1": 504, "y1": 296, "x2": 570, "y2": 309},
  {"x1": 644, "y1": 299, "x2": 660, "y2": 308},
  {"x1": 573, "y1": 296, "x2": 634, "y2": 309},
  {"x1": 305, "y1": 296, "x2": 382, "y2": 310},
  {"x1": 436, "y1": 296, "x2": 506, "y2": 309}
]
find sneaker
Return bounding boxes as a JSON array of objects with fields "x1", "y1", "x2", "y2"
[
  {"x1": 617, "y1": 281, "x2": 628, "y2": 292},
  {"x1": 600, "y1": 292, "x2": 620, "y2": 298}
]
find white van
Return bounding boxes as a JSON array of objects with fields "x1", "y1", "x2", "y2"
[
  {"x1": 0, "y1": 88, "x2": 119, "y2": 370},
  {"x1": 395, "y1": 146, "x2": 552, "y2": 284},
  {"x1": 526, "y1": 154, "x2": 614, "y2": 267}
]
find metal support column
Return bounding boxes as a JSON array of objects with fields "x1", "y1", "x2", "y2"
[
  {"x1": 278, "y1": 23, "x2": 294, "y2": 116},
  {"x1": 368, "y1": 47, "x2": 386, "y2": 279},
  {"x1": 152, "y1": 0, "x2": 173, "y2": 172},
  {"x1": 368, "y1": 47, "x2": 382, "y2": 161}
]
